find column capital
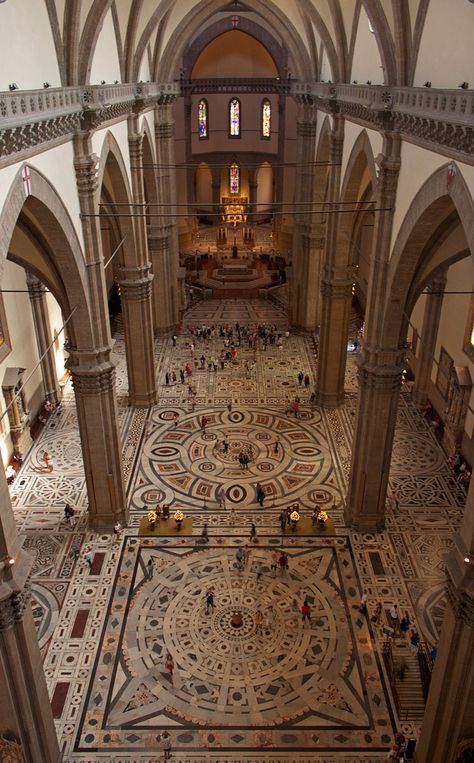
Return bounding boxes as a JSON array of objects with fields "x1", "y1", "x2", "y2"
[
  {"x1": 117, "y1": 265, "x2": 153, "y2": 302},
  {"x1": 357, "y1": 348, "x2": 406, "y2": 392},
  {"x1": 128, "y1": 131, "x2": 144, "y2": 162},
  {"x1": 25, "y1": 271, "x2": 46, "y2": 298},
  {"x1": 0, "y1": 586, "x2": 31, "y2": 632},
  {"x1": 73, "y1": 152, "x2": 99, "y2": 195}
]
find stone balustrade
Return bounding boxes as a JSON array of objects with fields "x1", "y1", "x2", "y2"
[{"x1": 181, "y1": 77, "x2": 290, "y2": 94}]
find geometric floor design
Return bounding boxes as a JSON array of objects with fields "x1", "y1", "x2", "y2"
[
  {"x1": 8, "y1": 298, "x2": 467, "y2": 761},
  {"x1": 75, "y1": 539, "x2": 395, "y2": 758}
]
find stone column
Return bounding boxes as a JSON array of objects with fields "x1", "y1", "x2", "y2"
[
  {"x1": 315, "y1": 116, "x2": 349, "y2": 407},
  {"x1": 67, "y1": 352, "x2": 127, "y2": 528},
  {"x1": 121, "y1": 120, "x2": 157, "y2": 407},
  {"x1": 415, "y1": 480, "x2": 474, "y2": 763},
  {"x1": 152, "y1": 100, "x2": 180, "y2": 330},
  {"x1": 0, "y1": 471, "x2": 61, "y2": 762},
  {"x1": 26, "y1": 272, "x2": 61, "y2": 405},
  {"x1": 290, "y1": 98, "x2": 319, "y2": 331},
  {"x1": 72, "y1": 134, "x2": 127, "y2": 529},
  {"x1": 412, "y1": 270, "x2": 447, "y2": 406},
  {"x1": 344, "y1": 132, "x2": 401, "y2": 531}
]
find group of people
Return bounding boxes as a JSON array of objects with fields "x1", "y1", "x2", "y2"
[{"x1": 449, "y1": 449, "x2": 471, "y2": 491}]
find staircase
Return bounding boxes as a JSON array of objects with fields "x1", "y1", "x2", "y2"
[{"x1": 383, "y1": 641, "x2": 426, "y2": 721}]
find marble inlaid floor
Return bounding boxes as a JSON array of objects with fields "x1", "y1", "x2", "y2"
[{"x1": 9, "y1": 298, "x2": 466, "y2": 762}]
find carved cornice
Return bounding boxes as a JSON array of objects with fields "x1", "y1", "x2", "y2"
[
  {"x1": 0, "y1": 82, "x2": 180, "y2": 167},
  {"x1": 181, "y1": 78, "x2": 290, "y2": 95},
  {"x1": 291, "y1": 83, "x2": 474, "y2": 164}
]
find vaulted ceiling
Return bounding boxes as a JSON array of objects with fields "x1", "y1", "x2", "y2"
[{"x1": 46, "y1": 0, "x2": 429, "y2": 86}]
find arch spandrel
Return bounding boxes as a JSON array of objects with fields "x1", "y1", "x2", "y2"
[
  {"x1": 0, "y1": 165, "x2": 94, "y2": 350},
  {"x1": 382, "y1": 164, "x2": 474, "y2": 347}
]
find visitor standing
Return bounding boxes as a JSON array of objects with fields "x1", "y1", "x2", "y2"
[
  {"x1": 205, "y1": 589, "x2": 215, "y2": 614},
  {"x1": 301, "y1": 599, "x2": 311, "y2": 622},
  {"x1": 254, "y1": 609, "x2": 264, "y2": 634}
]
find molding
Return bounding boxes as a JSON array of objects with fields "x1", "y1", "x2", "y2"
[{"x1": 292, "y1": 83, "x2": 474, "y2": 164}]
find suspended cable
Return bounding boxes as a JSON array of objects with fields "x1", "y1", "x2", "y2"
[
  {"x1": 98, "y1": 200, "x2": 376, "y2": 208},
  {"x1": 82, "y1": 208, "x2": 392, "y2": 219},
  {"x1": 0, "y1": 306, "x2": 78, "y2": 425}
]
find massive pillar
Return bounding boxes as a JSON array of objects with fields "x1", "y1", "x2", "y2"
[
  {"x1": 290, "y1": 98, "x2": 319, "y2": 331},
  {"x1": 26, "y1": 272, "x2": 61, "y2": 405},
  {"x1": 415, "y1": 480, "x2": 474, "y2": 763},
  {"x1": 0, "y1": 472, "x2": 61, "y2": 762},
  {"x1": 72, "y1": 134, "x2": 127, "y2": 529},
  {"x1": 412, "y1": 270, "x2": 447, "y2": 406},
  {"x1": 152, "y1": 100, "x2": 180, "y2": 331},
  {"x1": 345, "y1": 132, "x2": 401, "y2": 531},
  {"x1": 118, "y1": 118, "x2": 157, "y2": 407},
  {"x1": 315, "y1": 116, "x2": 349, "y2": 407}
]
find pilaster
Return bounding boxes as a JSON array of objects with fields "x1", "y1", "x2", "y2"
[
  {"x1": 67, "y1": 349, "x2": 127, "y2": 528},
  {"x1": 290, "y1": 100, "x2": 319, "y2": 330},
  {"x1": 0, "y1": 471, "x2": 60, "y2": 762},
  {"x1": 315, "y1": 118, "x2": 347, "y2": 406},
  {"x1": 345, "y1": 133, "x2": 402, "y2": 531},
  {"x1": 125, "y1": 118, "x2": 157, "y2": 406},
  {"x1": 26, "y1": 272, "x2": 61, "y2": 405},
  {"x1": 72, "y1": 136, "x2": 127, "y2": 527},
  {"x1": 412, "y1": 270, "x2": 447, "y2": 406},
  {"x1": 344, "y1": 347, "x2": 405, "y2": 531},
  {"x1": 415, "y1": 481, "x2": 474, "y2": 763}
]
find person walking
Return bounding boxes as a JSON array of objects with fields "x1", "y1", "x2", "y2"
[
  {"x1": 161, "y1": 730, "x2": 172, "y2": 761},
  {"x1": 254, "y1": 609, "x2": 264, "y2": 635},
  {"x1": 217, "y1": 485, "x2": 226, "y2": 508},
  {"x1": 222, "y1": 436, "x2": 229, "y2": 454},
  {"x1": 165, "y1": 652, "x2": 174, "y2": 679},
  {"x1": 201, "y1": 415, "x2": 208, "y2": 431},
  {"x1": 278, "y1": 510, "x2": 286, "y2": 533},
  {"x1": 279, "y1": 551, "x2": 289, "y2": 575},
  {"x1": 304, "y1": 374, "x2": 310, "y2": 388},
  {"x1": 409, "y1": 629, "x2": 420, "y2": 655},
  {"x1": 301, "y1": 599, "x2": 311, "y2": 622},
  {"x1": 165, "y1": 371, "x2": 170, "y2": 386},
  {"x1": 42, "y1": 450, "x2": 53, "y2": 472},
  {"x1": 205, "y1": 589, "x2": 215, "y2": 614},
  {"x1": 297, "y1": 371, "x2": 304, "y2": 386},
  {"x1": 389, "y1": 604, "x2": 400, "y2": 633},
  {"x1": 147, "y1": 558, "x2": 154, "y2": 579},
  {"x1": 273, "y1": 437, "x2": 281, "y2": 456},
  {"x1": 250, "y1": 522, "x2": 257, "y2": 542},
  {"x1": 400, "y1": 612, "x2": 411, "y2": 635},
  {"x1": 270, "y1": 550, "x2": 279, "y2": 576},
  {"x1": 201, "y1": 523, "x2": 209, "y2": 544},
  {"x1": 256, "y1": 483, "x2": 265, "y2": 508}
]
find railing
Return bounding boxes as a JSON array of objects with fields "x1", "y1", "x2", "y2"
[
  {"x1": 291, "y1": 82, "x2": 474, "y2": 128},
  {"x1": 181, "y1": 78, "x2": 291, "y2": 95},
  {"x1": 418, "y1": 642, "x2": 433, "y2": 702},
  {"x1": 0, "y1": 82, "x2": 180, "y2": 129}
]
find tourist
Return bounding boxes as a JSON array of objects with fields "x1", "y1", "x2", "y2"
[
  {"x1": 409, "y1": 629, "x2": 420, "y2": 655},
  {"x1": 400, "y1": 612, "x2": 411, "y2": 635},
  {"x1": 371, "y1": 602, "x2": 382, "y2": 625},
  {"x1": 254, "y1": 609, "x2": 264, "y2": 634},
  {"x1": 113, "y1": 521, "x2": 123, "y2": 538},
  {"x1": 84, "y1": 549, "x2": 93, "y2": 568},
  {"x1": 298, "y1": 371, "x2": 303, "y2": 385},
  {"x1": 273, "y1": 437, "x2": 281, "y2": 455},
  {"x1": 278, "y1": 510, "x2": 286, "y2": 532},
  {"x1": 270, "y1": 550, "x2": 279, "y2": 576},
  {"x1": 217, "y1": 485, "x2": 226, "y2": 508},
  {"x1": 165, "y1": 652, "x2": 174, "y2": 679},
  {"x1": 172, "y1": 334, "x2": 177, "y2": 346},
  {"x1": 250, "y1": 522, "x2": 257, "y2": 542},
  {"x1": 201, "y1": 523, "x2": 209, "y2": 543},
  {"x1": 147, "y1": 558, "x2": 154, "y2": 579},
  {"x1": 161, "y1": 730, "x2": 172, "y2": 761},
  {"x1": 165, "y1": 371, "x2": 170, "y2": 386},
  {"x1": 201, "y1": 414, "x2": 208, "y2": 431},
  {"x1": 222, "y1": 436, "x2": 229, "y2": 454},
  {"x1": 301, "y1": 599, "x2": 311, "y2": 622},
  {"x1": 279, "y1": 551, "x2": 289, "y2": 575},
  {"x1": 359, "y1": 592, "x2": 368, "y2": 615},
  {"x1": 42, "y1": 450, "x2": 53, "y2": 471},
  {"x1": 389, "y1": 604, "x2": 399, "y2": 632},
  {"x1": 256, "y1": 483, "x2": 265, "y2": 507},
  {"x1": 304, "y1": 374, "x2": 310, "y2": 387},
  {"x1": 205, "y1": 589, "x2": 215, "y2": 614}
]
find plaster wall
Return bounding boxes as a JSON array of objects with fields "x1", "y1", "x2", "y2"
[
  {"x1": 0, "y1": 0, "x2": 60, "y2": 90},
  {"x1": 414, "y1": 0, "x2": 474, "y2": 89},
  {"x1": 350, "y1": 7, "x2": 385, "y2": 85},
  {"x1": 340, "y1": 122, "x2": 382, "y2": 192},
  {"x1": 89, "y1": 8, "x2": 121, "y2": 86}
]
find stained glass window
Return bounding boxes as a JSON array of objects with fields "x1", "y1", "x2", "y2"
[
  {"x1": 230, "y1": 162, "x2": 240, "y2": 194},
  {"x1": 229, "y1": 98, "x2": 240, "y2": 137},
  {"x1": 198, "y1": 99, "x2": 208, "y2": 138},
  {"x1": 262, "y1": 99, "x2": 271, "y2": 138}
]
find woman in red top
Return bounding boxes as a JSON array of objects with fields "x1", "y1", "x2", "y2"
[{"x1": 301, "y1": 600, "x2": 311, "y2": 621}]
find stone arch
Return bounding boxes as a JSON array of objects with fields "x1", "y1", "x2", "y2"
[
  {"x1": 382, "y1": 164, "x2": 474, "y2": 347},
  {"x1": 97, "y1": 131, "x2": 136, "y2": 270},
  {"x1": 182, "y1": 16, "x2": 287, "y2": 78},
  {"x1": 314, "y1": 116, "x2": 332, "y2": 202},
  {"x1": 0, "y1": 165, "x2": 93, "y2": 351},
  {"x1": 157, "y1": 0, "x2": 314, "y2": 81}
]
